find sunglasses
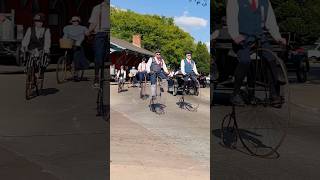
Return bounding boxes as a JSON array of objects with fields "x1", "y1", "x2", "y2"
[
  {"x1": 156, "y1": 53, "x2": 161, "y2": 55},
  {"x1": 72, "y1": 20, "x2": 79, "y2": 22}
]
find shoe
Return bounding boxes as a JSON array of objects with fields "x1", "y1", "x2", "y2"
[{"x1": 230, "y1": 93, "x2": 245, "y2": 106}]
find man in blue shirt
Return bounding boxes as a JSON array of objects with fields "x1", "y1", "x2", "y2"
[{"x1": 181, "y1": 51, "x2": 200, "y2": 94}]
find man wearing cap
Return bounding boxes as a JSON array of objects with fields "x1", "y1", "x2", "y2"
[
  {"x1": 227, "y1": 0, "x2": 286, "y2": 106},
  {"x1": 21, "y1": 13, "x2": 51, "y2": 79},
  {"x1": 63, "y1": 16, "x2": 89, "y2": 81},
  {"x1": 180, "y1": 51, "x2": 200, "y2": 94},
  {"x1": 87, "y1": 0, "x2": 109, "y2": 87},
  {"x1": 146, "y1": 50, "x2": 169, "y2": 99}
]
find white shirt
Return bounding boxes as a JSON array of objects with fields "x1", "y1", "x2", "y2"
[
  {"x1": 146, "y1": 56, "x2": 169, "y2": 74},
  {"x1": 227, "y1": 0, "x2": 282, "y2": 41},
  {"x1": 181, "y1": 59, "x2": 199, "y2": 75},
  {"x1": 117, "y1": 69, "x2": 126, "y2": 78},
  {"x1": 130, "y1": 68, "x2": 138, "y2": 76},
  {"x1": 63, "y1": 25, "x2": 88, "y2": 46},
  {"x1": 21, "y1": 27, "x2": 51, "y2": 52},
  {"x1": 138, "y1": 62, "x2": 147, "y2": 72},
  {"x1": 89, "y1": 2, "x2": 110, "y2": 33}
]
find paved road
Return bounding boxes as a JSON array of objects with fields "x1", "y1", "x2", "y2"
[
  {"x1": 211, "y1": 63, "x2": 320, "y2": 180},
  {"x1": 0, "y1": 70, "x2": 108, "y2": 180},
  {"x1": 110, "y1": 83, "x2": 210, "y2": 180}
]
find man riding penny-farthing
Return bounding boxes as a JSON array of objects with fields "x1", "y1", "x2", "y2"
[
  {"x1": 146, "y1": 50, "x2": 169, "y2": 115},
  {"x1": 177, "y1": 51, "x2": 201, "y2": 112},
  {"x1": 218, "y1": 0, "x2": 290, "y2": 157}
]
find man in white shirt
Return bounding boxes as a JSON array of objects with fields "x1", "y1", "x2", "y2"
[
  {"x1": 180, "y1": 51, "x2": 200, "y2": 91},
  {"x1": 129, "y1": 66, "x2": 138, "y2": 86},
  {"x1": 146, "y1": 50, "x2": 169, "y2": 99},
  {"x1": 138, "y1": 57, "x2": 147, "y2": 84},
  {"x1": 87, "y1": 0, "x2": 109, "y2": 87},
  {"x1": 227, "y1": 0, "x2": 286, "y2": 106},
  {"x1": 116, "y1": 65, "x2": 126, "y2": 83}
]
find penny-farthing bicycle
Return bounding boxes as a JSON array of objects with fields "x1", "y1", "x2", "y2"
[
  {"x1": 178, "y1": 74, "x2": 201, "y2": 112},
  {"x1": 221, "y1": 37, "x2": 290, "y2": 157},
  {"x1": 149, "y1": 72, "x2": 166, "y2": 115},
  {"x1": 140, "y1": 73, "x2": 148, "y2": 99}
]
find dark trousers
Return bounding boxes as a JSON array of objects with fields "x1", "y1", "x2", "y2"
[
  {"x1": 184, "y1": 72, "x2": 200, "y2": 88},
  {"x1": 93, "y1": 32, "x2": 107, "y2": 79},
  {"x1": 150, "y1": 70, "x2": 168, "y2": 85},
  {"x1": 138, "y1": 71, "x2": 147, "y2": 83},
  {"x1": 233, "y1": 35, "x2": 280, "y2": 97}
]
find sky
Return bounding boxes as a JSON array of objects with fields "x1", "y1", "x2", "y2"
[{"x1": 111, "y1": 0, "x2": 210, "y2": 50}]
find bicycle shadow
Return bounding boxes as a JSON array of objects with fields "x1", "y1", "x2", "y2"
[
  {"x1": 212, "y1": 128, "x2": 280, "y2": 159},
  {"x1": 118, "y1": 89, "x2": 128, "y2": 93},
  {"x1": 176, "y1": 101, "x2": 197, "y2": 112},
  {"x1": 40, "y1": 88, "x2": 59, "y2": 96},
  {"x1": 149, "y1": 103, "x2": 166, "y2": 114},
  {"x1": 141, "y1": 94, "x2": 150, "y2": 100}
]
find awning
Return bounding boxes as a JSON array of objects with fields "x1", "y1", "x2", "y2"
[{"x1": 110, "y1": 36, "x2": 154, "y2": 56}]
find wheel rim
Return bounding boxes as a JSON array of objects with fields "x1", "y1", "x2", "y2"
[{"x1": 234, "y1": 48, "x2": 290, "y2": 157}]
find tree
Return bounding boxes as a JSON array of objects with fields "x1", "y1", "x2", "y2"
[{"x1": 193, "y1": 42, "x2": 210, "y2": 74}]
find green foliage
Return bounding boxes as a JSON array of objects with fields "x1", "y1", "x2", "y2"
[
  {"x1": 111, "y1": 7, "x2": 210, "y2": 74},
  {"x1": 193, "y1": 42, "x2": 211, "y2": 74}
]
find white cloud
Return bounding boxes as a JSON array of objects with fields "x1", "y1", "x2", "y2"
[
  {"x1": 110, "y1": 4, "x2": 127, "y2": 12},
  {"x1": 174, "y1": 11, "x2": 207, "y2": 30}
]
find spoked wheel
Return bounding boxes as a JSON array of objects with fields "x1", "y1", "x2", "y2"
[
  {"x1": 56, "y1": 56, "x2": 72, "y2": 84},
  {"x1": 179, "y1": 82, "x2": 200, "y2": 112},
  {"x1": 149, "y1": 78, "x2": 166, "y2": 115},
  {"x1": 235, "y1": 48, "x2": 290, "y2": 157},
  {"x1": 221, "y1": 110, "x2": 238, "y2": 148}
]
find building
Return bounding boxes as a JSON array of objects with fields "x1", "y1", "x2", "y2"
[{"x1": 111, "y1": 35, "x2": 154, "y2": 71}]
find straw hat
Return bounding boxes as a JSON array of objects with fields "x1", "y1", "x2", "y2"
[{"x1": 70, "y1": 16, "x2": 81, "y2": 23}]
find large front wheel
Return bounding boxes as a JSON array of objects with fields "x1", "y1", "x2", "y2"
[{"x1": 236, "y1": 48, "x2": 290, "y2": 157}]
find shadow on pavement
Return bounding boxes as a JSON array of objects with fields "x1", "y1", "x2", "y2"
[{"x1": 41, "y1": 88, "x2": 59, "y2": 96}]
